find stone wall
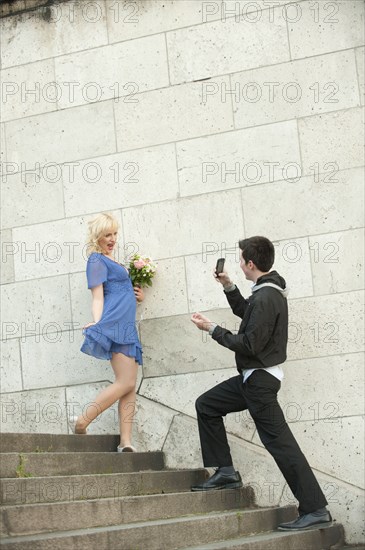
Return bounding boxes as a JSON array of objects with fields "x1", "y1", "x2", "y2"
[{"x1": 0, "y1": 0, "x2": 364, "y2": 543}]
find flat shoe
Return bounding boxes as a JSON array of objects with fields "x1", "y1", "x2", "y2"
[
  {"x1": 67, "y1": 415, "x2": 87, "y2": 435},
  {"x1": 117, "y1": 445, "x2": 137, "y2": 453}
]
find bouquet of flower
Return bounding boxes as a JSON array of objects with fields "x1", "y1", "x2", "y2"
[{"x1": 129, "y1": 254, "x2": 157, "y2": 288}]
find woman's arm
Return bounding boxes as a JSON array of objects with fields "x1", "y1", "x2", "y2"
[
  {"x1": 91, "y1": 284, "x2": 104, "y2": 322},
  {"x1": 83, "y1": 284, "x2": 104, "y2": 328}
]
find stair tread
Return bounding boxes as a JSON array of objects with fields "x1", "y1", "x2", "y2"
[
  {"x1": 1, "y1": 467, "x2": 206, "y2": 480},
  {"x1": 0, "y1": 507, "x2": 293, "y2": 543},
  {"x1": 0, "y1": 451, "x2": 165, "y2": 478},
  {"x1": 0, "y1": 468, "x2": 208, "y2": 505},
  {"x1": 0, "y1": 487, "x2": 256, "y2": 536},
  {"x1": 181, "y1": 524, "x2": 342, "y2": 549},
  {"x1": 0, "y1": 433, "x2": 120, "y2": 453},
  {"x1": 0, "y1": 435, "x2": 346, "y2": 550},
  {"x1": 0, "y1": 451, "x2": 163, "y2": 462}
]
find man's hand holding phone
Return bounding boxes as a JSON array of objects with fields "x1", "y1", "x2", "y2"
[{"x1": 214, "y1": 258, "x2": 233, "y2": 287}]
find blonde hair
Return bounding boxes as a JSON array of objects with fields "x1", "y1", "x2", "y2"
[{"x1": 85, "y1": 212, "x2": 120, "y2": 256}]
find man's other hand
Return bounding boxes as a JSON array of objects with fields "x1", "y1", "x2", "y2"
[{"x1": 191, "y1": 312, "x2": 214, "y2": 332}]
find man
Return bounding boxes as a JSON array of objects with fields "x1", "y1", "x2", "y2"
[{"x1": 190, "y1": 236, "x2": 332, "y2": 531}]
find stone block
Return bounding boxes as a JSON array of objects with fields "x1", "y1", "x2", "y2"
[
  {"x1": 185, "y1": 250, "x2": 249, "y2": 312},
  {"x1": 114, "y1": 76, "x2": 234, "y2": 151},
  {"x1": 65, "y1": 382, "x2": 119, "y2": 435},
  {"x1": 163, "y1": 413, "x2": 204, "y2": 469},
  {"x1": 0, "y1": 123, "x2": 6, "y2": 164},
  {"x1": 55, "y1": 33, "x2": 169, "y2": 109},
  {"x1": 6, "y1": 100, "x2": 116, "y2": 168},
  {"x1": 0, "y1": 2, "x2": 108, "y2": 68},
  {"x1": 310, "y1": 228, "x2": 364, "y2": 295},
  {"x1": 20, "y1": 333, "x2": 112, "y2": 390},
  {"x1": 288, "y1": 0, "x2": 364, "y2": 59},
  {"x1": 106, "y1": 0, "x2": 215, "y2": 44},
  {"x1": 272, "y1": 238, "x2": 313, "y2": 299},
  {"x1": 241, "y1": 167, "x2": 364, "y2": 240},
  {"x1": 1, "y1": 171, "x2": 64, "y2": 230},
  {"x1": 1, "y1": 275, "x2": 71, "y2": 341},
  {"x1": 311, "y1": 476, "x2": 364, "y2": 545},
  {"x1": 356, "y1": 46, "x2": 365, "y2": 106},
  {"x1": 0, "y1": 59, "x2": 56, "y2": 123},
  {"x1": 141, "y1": 368, "x2": 256, "y2": 443},
  {"x1": 302, "y1": 417, "x2": 364, "y2": 489},
  {"x1": 232, "y1": 50, "x2": 359, "y2": 128},
  {"x1": 167, "y1": 7, "x2": 289, "y2": 84},
  {"x1": 136, "y1": 257, "x2": 188, "y2": 319},
  {"x1": 253, "y1": 414, "x2": 364, "y2": 488},
  {"x1": 122, "y1": 190, "x2": 243, "y2": 260},
  {"x1": 280, "y1": 353, "x2": 365, "y2": 421},
  {"x1": 177, "y1": 120, "x2": 300, "y2": 197},
  {"x1": 287, "y1": 291, "x2": 364, "y2": 361},
  {"x1": 106, "y1": 0, "x2": 295, "y2": 44},
  {"x1": 0, "y1": 229, "x2": 14, "y2": 284},
  {"x1": 63, "y1": 144, "x2": 178, "y2": 217},
  {"x1": 0, "y1": 338, "x2": 22, "y2": 393},
  {"x1": 0, "y1": 387, "x2": 66, "y2": 433},
  {"x1": 139, "y1": 309, "x2": 237, "y2": 378},
  {"x1": 12, "y1": 210, "x2": 122, "y2": 280},
  {"x1": 299, "y1": 107, "x2": 364, "y2": 174},
  {"x1": 141, "y1": 367, "x2": 234, "y2": 418},
  {"x1": 201, "y1": 236, "x2": 317, "y2": 301},
  {"x1": 132, "y1": 395, "x2": 175, "y2": 452},
  {"x1": 279, "y1": 471, "x2": 364, "y2": 544},
  {"x1": 70, "y1": 271, "x2": 96, "y2": 329},
  {"x1": 228, "y1": 435, "x2": 284, "y2": 508}
]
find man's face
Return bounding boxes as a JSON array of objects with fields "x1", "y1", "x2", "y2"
[{"x1": 240, "y1": 252, "x2": 254, "y2": 281}]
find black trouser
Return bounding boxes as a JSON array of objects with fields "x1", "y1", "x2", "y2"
[{"x1": 195, "y1": 370, "x2": 328, "y2": 514}]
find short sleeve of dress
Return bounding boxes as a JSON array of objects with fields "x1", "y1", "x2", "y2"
[{"x1": 86, "y1": 254, "x2": 108, "y2": 289}]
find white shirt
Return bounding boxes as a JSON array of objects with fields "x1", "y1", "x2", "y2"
[{"x1": 241, "y1": 365, "x2": 284, "y2": 383}]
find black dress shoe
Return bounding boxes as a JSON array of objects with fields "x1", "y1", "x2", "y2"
[
  {"x1": 278, "y1": 508, "x2": 332, "y2": 531},
  {"x1": 191, "y1": 470, "x2": 243, "y2": 491}
]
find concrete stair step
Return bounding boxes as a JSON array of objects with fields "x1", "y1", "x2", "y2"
[
  {"x1": 1, "y1": 487, "x2": 255, "y2": 537},
  {"x1": 0, "y1": 506, "x2": 298, "y2": 549},
  {"x1": 0, "y1": 433, "x2": 120, "y2": 453},
  {"x1": 0, "y1": 468, "x2": 208, "y2": 505},
  {"x1": 181, "y1": 523, "x2": 344, "y2": 550},
  {"x1": 0, "y1": 434, "x2": 347, "y2": 550},
  {"x1": 0, "y1": 451, "x2": 164, "y2": 478}
]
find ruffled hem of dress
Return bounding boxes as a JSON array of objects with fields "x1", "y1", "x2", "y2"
[{"x1": 81, "y1": 335, "x2": 143, "y2": 365}]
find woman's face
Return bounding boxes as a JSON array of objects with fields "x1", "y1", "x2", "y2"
[{"x1": 98, "y1": 229, "x2": 118, "y2": 255}]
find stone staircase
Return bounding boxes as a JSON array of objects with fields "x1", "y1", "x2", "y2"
[{"x1": 0, "y1": 433, "x2": 345, "y2": 549}]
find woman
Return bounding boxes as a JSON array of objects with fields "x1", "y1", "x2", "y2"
[{"x1": 69, "y1": 212, "x2": 144, "y2": 452}]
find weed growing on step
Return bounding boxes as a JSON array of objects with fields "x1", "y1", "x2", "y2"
[
  {"x1": 33, "y1": 446, "x2": 53, "y2": 453},
  {"x1": 15, "y1": 454, "x2": 33, "y2": 478}
]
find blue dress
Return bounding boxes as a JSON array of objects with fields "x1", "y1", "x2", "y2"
[{"x1": 80, "y1": 253, "x2": 143, "y2": 364}]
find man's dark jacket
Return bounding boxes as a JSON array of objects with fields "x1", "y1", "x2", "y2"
[{"x1": 211, "y1": 271, "x2": 289, "y2": 373}]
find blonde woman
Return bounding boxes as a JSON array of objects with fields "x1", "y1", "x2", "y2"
[{"x1": 69, "y1": 212, "x2": 144, "y2": 452}]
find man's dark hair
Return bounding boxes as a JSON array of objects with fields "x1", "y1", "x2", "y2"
[{"x1": 238, "y1": 236, "x2": 275, "y2": 272}]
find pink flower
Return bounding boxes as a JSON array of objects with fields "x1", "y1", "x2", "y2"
[{"x1": 134, "y1": 259, "x2": 146, "y2": 269}]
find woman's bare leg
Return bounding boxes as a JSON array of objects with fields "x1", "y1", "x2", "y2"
[
  {"x1": 75, "y1": 353, "x2": 138, "y2": 433},
  {"x1": 118, "y1": 388, "x2": 137, "y2": 447}
]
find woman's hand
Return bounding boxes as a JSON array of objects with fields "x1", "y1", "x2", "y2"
[
  {"x1": 134, "y1": 286, "x2": 145, "y2": 303},
  {"x1": 83, "y1": 322, "x2": 96, "y2": 330}
]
